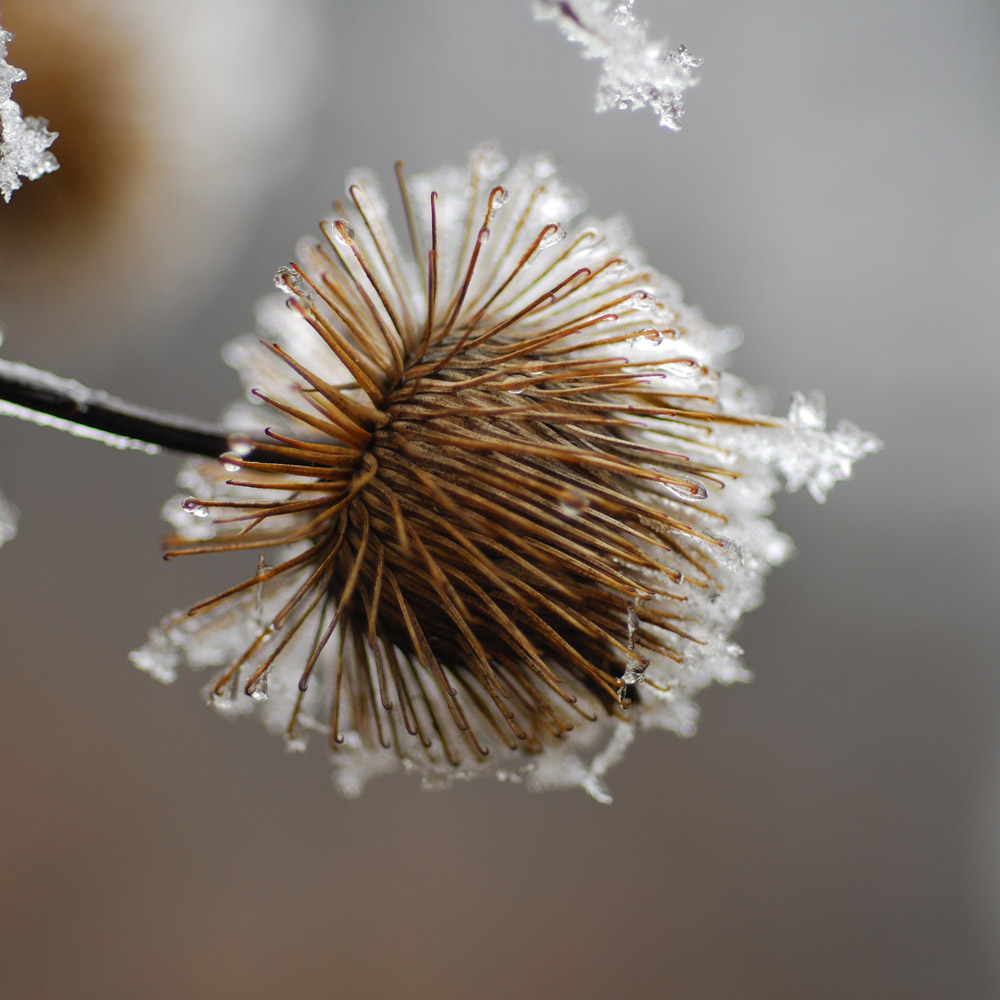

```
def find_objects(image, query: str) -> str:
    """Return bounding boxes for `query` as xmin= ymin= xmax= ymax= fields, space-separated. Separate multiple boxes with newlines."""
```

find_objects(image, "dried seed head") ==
xmin=133 ymin=146 xmax=878 ymax=799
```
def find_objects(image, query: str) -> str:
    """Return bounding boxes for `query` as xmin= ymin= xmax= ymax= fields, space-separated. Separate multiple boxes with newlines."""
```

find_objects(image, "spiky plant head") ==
xmin=133 ymin=145 xmax=877 ymax=799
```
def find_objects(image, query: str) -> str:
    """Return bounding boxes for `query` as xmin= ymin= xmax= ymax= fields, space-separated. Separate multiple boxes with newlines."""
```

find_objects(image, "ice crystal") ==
xmin=132 ymin=145 xmax=878 ymax=800
xmin=0 ymin=26 xmax=58 ymax=202
xmin=533 ymin=0 xmax=701 ymax=130
xmin=0 ymin=488 xmax=17 ymax=548
xmin=713 ymin=390 xmax=883 ymax=504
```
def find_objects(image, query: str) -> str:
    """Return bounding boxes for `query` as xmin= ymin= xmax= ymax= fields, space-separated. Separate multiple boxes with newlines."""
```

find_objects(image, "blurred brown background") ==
xmin=1 ymin=1 xmax=997 ymax=997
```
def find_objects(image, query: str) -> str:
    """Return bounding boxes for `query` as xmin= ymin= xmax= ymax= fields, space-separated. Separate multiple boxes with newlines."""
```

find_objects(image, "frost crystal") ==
xmin=533 ymin=0 xmax=701 ymax=130
xmin=714 ymin=391 xmax=883 ymax=504
xmin=133 ymin=145 xmax=879 ymax=800
xmin=0 ymin=488 xmax=18 ymax=548
xmin=0 ymin=27 xmax=58 ymax=202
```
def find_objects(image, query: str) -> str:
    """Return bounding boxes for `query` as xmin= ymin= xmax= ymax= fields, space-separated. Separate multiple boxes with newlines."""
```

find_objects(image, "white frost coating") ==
xmin=133 ymin=145 xmax=879 ymax=801
xmin=0 ymin=400 xmax=161 ymax=454
xmin=0 ymin=489 xmax=18 ymax=548
xmin=0 ymin=27 xmax=58 ymax=202
xmin=0 ymin=360 xmax=163 ymax=454
xmin=713 ymin=391 xmax=884 ymax=504
xmin=533 ymin=0 xmax=701 ymax=130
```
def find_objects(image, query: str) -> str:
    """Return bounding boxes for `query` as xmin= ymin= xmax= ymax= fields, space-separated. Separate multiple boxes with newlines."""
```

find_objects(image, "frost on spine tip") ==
xmin=532 ymin=0 xmax=701 ymax=131
xmin=0 ymin=26 xmax=59 ymax=202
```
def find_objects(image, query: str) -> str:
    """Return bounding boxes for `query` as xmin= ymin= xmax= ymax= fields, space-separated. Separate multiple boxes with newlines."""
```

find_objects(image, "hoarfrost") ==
xmin=715 ymin=391 xmax=884 ymax=503
xmin=533 ymin=0 xmax=701 ymax=130
xmin=0 ymin=27 xmax=58 ymax=202
xmin=0 ymin=489 xmax=18 ymax=548
xmin=0 ymin=360 xmax=162 ymax=455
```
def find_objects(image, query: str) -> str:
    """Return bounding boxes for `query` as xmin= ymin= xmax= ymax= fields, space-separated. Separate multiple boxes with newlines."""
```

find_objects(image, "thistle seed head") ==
xmin=133 ymin=145 xmax=877 ymax=799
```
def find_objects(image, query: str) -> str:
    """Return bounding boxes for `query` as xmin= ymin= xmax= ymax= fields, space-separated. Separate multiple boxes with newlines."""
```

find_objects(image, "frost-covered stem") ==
xmin=0 ymin=357 xmax=238 ymax=459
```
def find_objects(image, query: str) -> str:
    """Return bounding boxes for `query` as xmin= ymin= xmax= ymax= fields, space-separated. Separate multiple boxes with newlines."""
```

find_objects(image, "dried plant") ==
xmin=127 ymin=146 xmax=879 ymax=799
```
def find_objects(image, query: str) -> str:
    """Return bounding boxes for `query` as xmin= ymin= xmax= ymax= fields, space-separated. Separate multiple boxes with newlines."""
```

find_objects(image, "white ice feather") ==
xmin=0 ymin=27 xmax=58 ymax=202
xmin=533 ymin=0 xmax=701 ymax=130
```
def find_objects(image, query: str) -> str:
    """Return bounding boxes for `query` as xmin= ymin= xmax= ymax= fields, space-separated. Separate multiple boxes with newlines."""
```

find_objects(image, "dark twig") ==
xmin=0 ymin=357 xmax=272 ymax=461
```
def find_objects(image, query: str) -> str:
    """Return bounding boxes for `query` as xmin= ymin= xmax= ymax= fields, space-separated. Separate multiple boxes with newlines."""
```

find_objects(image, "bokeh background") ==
xmin=1 ymin=1 xmax=997 ymax=997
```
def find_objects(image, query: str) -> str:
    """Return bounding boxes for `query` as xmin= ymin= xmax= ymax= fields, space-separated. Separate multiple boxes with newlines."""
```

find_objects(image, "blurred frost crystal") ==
xmin=0 ymin=489 xmax=17 ymax=548
xmin=0 ymin=27 xmax=58 ymax=202
xmin=0 ymin=0 xmax=330 ymax=346
xmin=130 ymin=146 xmax=880 ymax=801
xmin=533 ymin=0 xmax=701 ymax=130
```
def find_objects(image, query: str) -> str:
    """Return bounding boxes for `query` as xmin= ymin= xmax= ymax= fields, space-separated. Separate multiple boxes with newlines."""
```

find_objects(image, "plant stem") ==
xmin=0 ymin=357 xmax=245 ymax=459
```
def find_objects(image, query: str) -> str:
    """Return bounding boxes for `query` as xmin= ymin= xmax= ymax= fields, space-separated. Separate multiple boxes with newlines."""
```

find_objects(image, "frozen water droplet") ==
xmin=626 ymin=605 xmax=640 ymax=645
xmin=662 ymin=478 xmax=708 ymax=502
xmin=490 ymin=187 xmax=509 ymax=212
xmin=274 ymin=265 xmax=307 ymax=296
xmin=538 ymin=223 xmax=566 ymax=249
xmin=478 ymin=226 xmax=491 ymax=244
xmin=622 ymin=655 xmax=649 ymax=686
xmin=704 ymin=535 xmax=743 ymax=571
xmin=694 ymin=531 xmax=744 ymax=573
xmin=248 ymin=673 xmax=269 ymax=702
xmin=182 ymin=497 xmax=210 ymax=518
xmin=220 ymin=452 xmax=242 ymax=473
xmin=227 ymin=434 xmax=255 ymax=457
xmin=559 ymin=490 xmax=589 ymax=516
xmin=285 ymin=732 xmax=307 ymax=753
xmin=623 ymin=603 xmax=648 ymax=684
xmin=630 ymin=291 xmax=657 ymax=311
xmin=642 ymin=329 xmax=663 ymax=345
xmin=334 ymin=220 xmax=355 ymax=245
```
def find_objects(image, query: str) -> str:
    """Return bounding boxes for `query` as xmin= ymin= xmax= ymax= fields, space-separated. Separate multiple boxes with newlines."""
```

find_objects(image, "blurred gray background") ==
xmin=1 ymin=0 xmax=997 ymax=997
